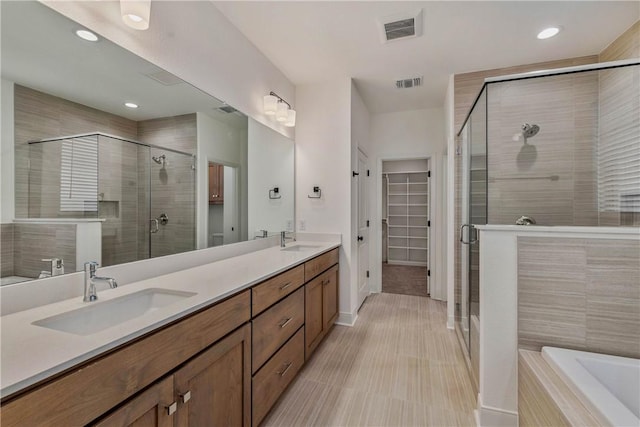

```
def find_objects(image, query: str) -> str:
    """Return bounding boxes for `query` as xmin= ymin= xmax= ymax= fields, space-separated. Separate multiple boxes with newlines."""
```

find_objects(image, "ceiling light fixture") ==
xmin=263 ymin=91 xmax=296 ymax=127
xmin=121 ymin=0 xmax=151 ymax=30
xmin=75 ymin=29 xmax=99 ymax=42
xmin=124 ymin=102 xmax=139 ymax=109
xmin=537 ymin=27 xmax=560 ymax=40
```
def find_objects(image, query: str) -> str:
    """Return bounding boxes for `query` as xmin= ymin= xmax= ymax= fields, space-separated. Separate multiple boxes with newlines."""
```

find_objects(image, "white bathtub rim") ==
xmin=542 ymin=346 xmax=640 ymax=427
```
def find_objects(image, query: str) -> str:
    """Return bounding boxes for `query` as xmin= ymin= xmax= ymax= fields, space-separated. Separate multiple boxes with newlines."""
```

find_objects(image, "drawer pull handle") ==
xmin=167 ymin=402 xmax=177 ymax=415
xmin=279 ymin=317 xmax=292 ymax=328
xmin=277 ymin=362 xmax=293 ymax=377
xmin=279 ymin=282 xmax=292 ymax=290
xmin=180 ymin=390 xmax=191 ymax=403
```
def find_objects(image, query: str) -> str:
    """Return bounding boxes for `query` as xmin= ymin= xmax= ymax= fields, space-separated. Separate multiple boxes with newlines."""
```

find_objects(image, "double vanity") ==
xmin=0 ymin=239 xmax=341 ymax=426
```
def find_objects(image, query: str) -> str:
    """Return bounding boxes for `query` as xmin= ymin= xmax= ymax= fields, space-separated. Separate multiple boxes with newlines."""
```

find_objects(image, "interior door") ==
xmin=356 ymin=149 xmax=370 ymax=309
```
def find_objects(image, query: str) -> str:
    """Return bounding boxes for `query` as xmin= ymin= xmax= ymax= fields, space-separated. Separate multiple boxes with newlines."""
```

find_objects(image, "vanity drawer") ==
xmin=252 ymin=327 xmax=304 ymax=427
xmin=252 ymin=287 xmax=304 ymax=373
xmin=252 ymin=265 xmax=304 ymax=316
xmin=304 ymin=248 xmax=338 ymax=282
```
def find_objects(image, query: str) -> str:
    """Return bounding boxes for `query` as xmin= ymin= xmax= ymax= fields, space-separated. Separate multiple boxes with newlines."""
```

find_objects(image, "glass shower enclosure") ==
xmin=28 ymin=133 xmax=196 ymax=266
xmin=456 ymin=59 xmax=640 ymax=369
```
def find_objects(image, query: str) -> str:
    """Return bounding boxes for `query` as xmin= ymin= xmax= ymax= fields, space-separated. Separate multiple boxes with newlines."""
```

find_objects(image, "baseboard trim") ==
xmin=477 ymin=393 xmax=518 ymax=427
xmin=336 ymin=311 xmax=358 ymax=327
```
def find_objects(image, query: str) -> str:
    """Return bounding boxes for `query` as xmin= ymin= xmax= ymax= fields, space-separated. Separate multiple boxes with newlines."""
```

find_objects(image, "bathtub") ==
xmin=542 ymin=347 xmax=640 ymax=427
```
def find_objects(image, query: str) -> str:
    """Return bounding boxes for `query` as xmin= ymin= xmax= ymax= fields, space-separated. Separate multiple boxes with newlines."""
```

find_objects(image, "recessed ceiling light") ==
xmin=537 ymin=27 xmax=560 ymax=40
xmin=75 ymin=29 xmax=99 ymax=42
xmin=124 ymin=102 xmax=139 ymax=109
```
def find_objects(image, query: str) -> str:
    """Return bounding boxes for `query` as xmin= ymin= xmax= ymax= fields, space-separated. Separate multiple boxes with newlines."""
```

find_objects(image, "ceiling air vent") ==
xmin=379 ymin=9 xmax=423 ymax=44
xmin=396 ymin=77 xmax=423 ymax=89
xmin=145 ymin=70 xmax=185 ymax=86
xmin=218 ymin=105 xmax=237 ymax=114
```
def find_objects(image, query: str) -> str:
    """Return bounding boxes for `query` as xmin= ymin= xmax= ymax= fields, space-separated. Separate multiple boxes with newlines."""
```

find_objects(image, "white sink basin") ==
xmin=32 ymin=288 xmax=197 ymax=336
xmin=281 ymin=244 xmax=322 ymax=252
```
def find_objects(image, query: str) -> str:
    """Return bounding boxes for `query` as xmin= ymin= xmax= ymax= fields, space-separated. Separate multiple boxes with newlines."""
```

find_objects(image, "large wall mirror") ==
xmin=0 ymin=1 xmax=294 ymax=285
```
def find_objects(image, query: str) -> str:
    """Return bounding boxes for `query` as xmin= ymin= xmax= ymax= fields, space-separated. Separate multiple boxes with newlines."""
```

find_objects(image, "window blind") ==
xmin=597 ymin=66 xmax=640 ymax=213
xmin=60 ymin=136 xmax=98 ymax=212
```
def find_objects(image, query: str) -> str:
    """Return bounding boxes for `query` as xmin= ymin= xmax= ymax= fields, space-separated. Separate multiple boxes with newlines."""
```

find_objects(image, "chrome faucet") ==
xmin=256 ymin=229 xmax=268 ymax=239
xmin=280 ymin=231 xmax=295 ymax=248
xmin=83 ymin=261 xmax=118 ymax=302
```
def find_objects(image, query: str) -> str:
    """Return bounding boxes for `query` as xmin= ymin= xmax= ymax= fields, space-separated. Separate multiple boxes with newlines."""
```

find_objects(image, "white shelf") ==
xmin=388 ymin=214 xmax=428 ymax=217
xmin=388 ymin=225 xmax=427 ymax=228
xmin=388 ymin=245 xmax=428 ymax=250
xmin=389 ymin=182 xmax=428 ymax=186
xmin=389 ymin=235 xmax=427 ymax=239
xmin=384 ymin=170 xmax=429 ymax=175
xmin=388 ymin=203 xmax=428 ymax=207
xmin=388 ymin=192 xmax=428 ymax=196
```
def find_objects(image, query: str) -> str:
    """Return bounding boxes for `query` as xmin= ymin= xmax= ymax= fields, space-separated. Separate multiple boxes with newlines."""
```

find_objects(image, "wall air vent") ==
xmin=396 ymin=77 xmax=423 ymax=89
xmin=378 ymin=9 xmax=423 ymax=44
xmin=145 ymin=70 xmax=185 ymax=86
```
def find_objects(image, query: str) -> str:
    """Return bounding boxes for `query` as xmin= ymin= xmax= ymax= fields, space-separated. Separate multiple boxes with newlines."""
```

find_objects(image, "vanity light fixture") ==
xmin=121 ymin=0 xmax=151 ymax=30
xmin=263 ymin=91 xmax=296 ymax=127
xmin=124 ymin=102 xmax=139 ymax=109
xmin=537 ymin=27 xmax=560 ymax=40
xmin=75 ymin=29 xmax=99 ymax=42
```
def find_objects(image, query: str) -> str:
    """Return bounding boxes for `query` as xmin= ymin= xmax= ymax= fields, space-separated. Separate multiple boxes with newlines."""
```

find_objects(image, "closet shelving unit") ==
xmin=384 ymin=170 xmax=429 ymax=266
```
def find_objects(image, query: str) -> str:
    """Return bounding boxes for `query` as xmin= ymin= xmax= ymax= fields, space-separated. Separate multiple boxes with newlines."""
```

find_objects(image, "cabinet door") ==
xmin=208 ymin=164 xmax=216 ymax=203
xmin=304 ymin=275 xmax=324 ymax=359
xmin=175 ymin=324 xmax=251 ymax=427
xmin=216 ymin=165 xmax=224 ymax=203
xmin=322 ymin=265 xmax=339 ymax=331
xmin=92 ymin=376 xmax=175 ymax=427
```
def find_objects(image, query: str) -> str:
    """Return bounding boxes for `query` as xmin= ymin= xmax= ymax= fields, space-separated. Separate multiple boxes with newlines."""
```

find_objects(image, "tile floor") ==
xmin=263 ymin=293 xmax=477 ymax=426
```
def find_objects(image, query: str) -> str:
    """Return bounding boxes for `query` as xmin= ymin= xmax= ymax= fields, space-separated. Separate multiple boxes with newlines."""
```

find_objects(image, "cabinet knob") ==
xmin=166 ymin=402 xmax=177 ymax=415
xmin=180 ymin=390 xmax=191 ymax=403
xmin=323 ymin=279 xmax=331 ymax=286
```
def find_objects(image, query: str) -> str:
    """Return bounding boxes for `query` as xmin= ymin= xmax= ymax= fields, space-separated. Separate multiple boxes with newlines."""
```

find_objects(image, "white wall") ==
xmin=295 ymin=78 xmax=355 ymax=324
xmin=247 ymin=119 xmax=295 ymax=235
xmin=42 ymin=1 xmax=295 ymax=140
xmin=196 ymin=112 xmax=247 ymax=250
xmin=1 ymin=79 xmax=15 ymax=222
xmin=369 ymin=108 xmax=447 ymax=301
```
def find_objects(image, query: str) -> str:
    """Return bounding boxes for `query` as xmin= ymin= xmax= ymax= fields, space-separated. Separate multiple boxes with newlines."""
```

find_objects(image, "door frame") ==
xmin=199 ymin=156 xmax=241 ymax=249
xmin=356 ymin=147 xmax=370 ymax=310
xmin=372 ymin=154 xmax=436 ymax=295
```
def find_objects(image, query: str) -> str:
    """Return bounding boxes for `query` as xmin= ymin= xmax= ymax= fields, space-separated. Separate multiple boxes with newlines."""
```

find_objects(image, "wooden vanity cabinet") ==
xmin=305 ymin=264 xmax=339 ymax=359
xmin=208 ymin=163 xmax=224 ymax=204
xmin=0 ymin=291 xmax=250 ymax=427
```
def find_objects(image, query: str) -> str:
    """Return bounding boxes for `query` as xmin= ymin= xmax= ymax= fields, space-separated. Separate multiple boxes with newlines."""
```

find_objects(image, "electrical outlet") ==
xmin=286 ymin=220 xmax=293 ymax=231
xmin=299 ymin=220 xmax=306 ymax=231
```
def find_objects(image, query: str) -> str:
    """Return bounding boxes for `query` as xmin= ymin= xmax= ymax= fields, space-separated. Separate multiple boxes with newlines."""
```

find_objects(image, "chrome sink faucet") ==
xmin=280 ymin=231 xmax=295 ymax=247
xmin=84 ymin=261 xmax=118 ymax=302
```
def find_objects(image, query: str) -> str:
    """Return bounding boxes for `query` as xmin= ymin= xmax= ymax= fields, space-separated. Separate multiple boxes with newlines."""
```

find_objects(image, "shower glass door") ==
xmin=460 ymin=89 xmax=488 ymax=372
xmin=149 ymin=147 xmax=196 ymax=258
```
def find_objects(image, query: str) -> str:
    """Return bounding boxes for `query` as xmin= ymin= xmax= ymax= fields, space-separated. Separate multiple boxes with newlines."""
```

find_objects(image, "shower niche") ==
xmin=28 ymin=133 xmax=196 ymax=267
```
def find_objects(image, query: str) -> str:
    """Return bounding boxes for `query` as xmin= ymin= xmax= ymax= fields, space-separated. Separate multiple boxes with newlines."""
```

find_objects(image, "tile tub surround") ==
xmin=475 ymin=225 xmax=638 ymax=427
xmin=518 ymin=236 xmax=640 ymax=359
xmin=0 ymin=238 xmax=340 ymax=398
xmin=518 ymin=350 xmax=600 ymax=427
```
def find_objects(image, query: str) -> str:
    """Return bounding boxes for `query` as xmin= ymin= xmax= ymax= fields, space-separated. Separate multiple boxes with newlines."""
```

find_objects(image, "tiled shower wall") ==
xmin=518 ymin=237 xmax=640 ymax=359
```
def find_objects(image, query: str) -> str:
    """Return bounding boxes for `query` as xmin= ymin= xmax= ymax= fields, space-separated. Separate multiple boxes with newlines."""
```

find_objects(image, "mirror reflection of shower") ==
xmin=515 ymin=123 xmax=540 ymax=170
xmin=152 ymin=154 xmax=167 ymax=166
xmin=513 ymin=123 xmax=540 ymax=144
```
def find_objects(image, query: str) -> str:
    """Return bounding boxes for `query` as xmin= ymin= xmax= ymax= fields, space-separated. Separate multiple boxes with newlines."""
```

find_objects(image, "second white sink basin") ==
xmin=32 ymin=288 xmax=197 ymax=336
xmin=281 ymin=244 xmax=322 ymax=252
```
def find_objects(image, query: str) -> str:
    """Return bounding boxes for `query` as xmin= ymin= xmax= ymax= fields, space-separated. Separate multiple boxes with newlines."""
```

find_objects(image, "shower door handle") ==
xmin=459 ymin=224 xmax=477 ymax=245
xmin=150 ymin=219 xmax=159 ymax=234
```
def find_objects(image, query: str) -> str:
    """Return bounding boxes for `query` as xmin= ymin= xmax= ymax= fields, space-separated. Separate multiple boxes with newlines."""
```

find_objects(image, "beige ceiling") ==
xmin=213 ymin=1 xmax=640 ymax=114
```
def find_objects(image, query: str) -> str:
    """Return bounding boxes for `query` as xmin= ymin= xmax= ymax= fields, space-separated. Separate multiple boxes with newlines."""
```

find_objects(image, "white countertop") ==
xmin=0 ymin=239 xmax=340 ymax=398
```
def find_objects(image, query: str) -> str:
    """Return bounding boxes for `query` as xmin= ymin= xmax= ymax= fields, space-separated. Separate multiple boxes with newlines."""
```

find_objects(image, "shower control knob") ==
xmin=157 ymin=213 xmax=169 ymax=225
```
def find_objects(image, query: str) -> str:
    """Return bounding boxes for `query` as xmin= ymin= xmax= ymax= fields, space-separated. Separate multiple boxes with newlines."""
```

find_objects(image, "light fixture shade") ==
xmin=121 ymin=0 xmax=151 ymax=30
xmin=276 ymin=101 xmax=288 ymax=122
xmin=263 ymin=95 xmax=278 ymax=115
xmin=284 ymin=109 xmax=296 ymax=127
